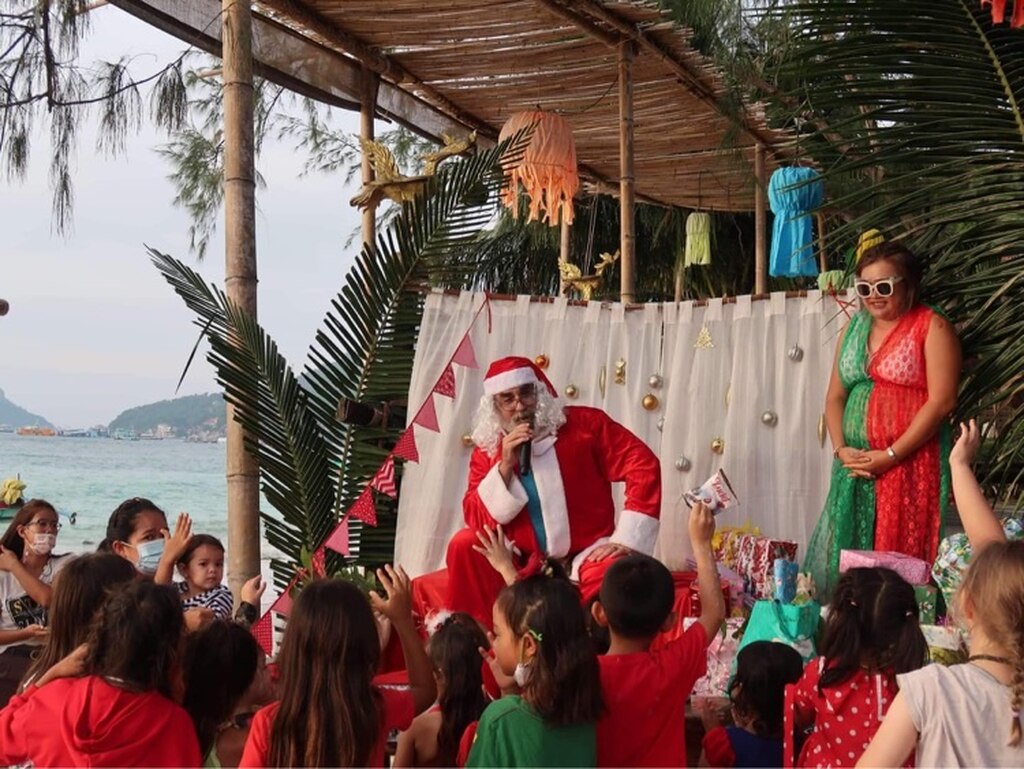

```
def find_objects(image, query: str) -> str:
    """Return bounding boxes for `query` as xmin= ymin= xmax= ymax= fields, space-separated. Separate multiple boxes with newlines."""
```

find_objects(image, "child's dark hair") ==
xmin=730 ymin=641 xmax=804 ymax=739
xmin=268 ymin=578 xmax=382 ymax=767
xmin=429 ymin=613 xmax=489 ymax=766
xmin=183 ymin=620 xmax=260 ymax=758
xmin=818 ymin=567 xmax=927 ymax=693
xmin=598 ymin=553 xmax=675 ymax=639
xmin=22 ymin=552 xmax=137 ymax=690
xmin=84 ymin=580 xmax=184 ymax=699
xmin=98 ymin=497 xmax=166 ymax=552
xmin=0 ymin=499 xmax=58 ymax=559
xmin=177 ymin=534 xmax=225 ymax=566
xmin=495 ymin=574 xmax=604 ymax=726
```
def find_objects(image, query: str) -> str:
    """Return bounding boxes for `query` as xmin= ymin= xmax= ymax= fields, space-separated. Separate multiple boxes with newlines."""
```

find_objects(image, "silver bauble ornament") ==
xmin=787 ymin=344 xmax=804 ymax=362
xmin=674 ymin=456 xmax=691 ymax=472
xmin=656 ymin=416 xmax=665 ymax=432
xmin=648 ymin=374 xmax=664 ymax=389
xmin=761 ymin=410 xmax=778 ymax=427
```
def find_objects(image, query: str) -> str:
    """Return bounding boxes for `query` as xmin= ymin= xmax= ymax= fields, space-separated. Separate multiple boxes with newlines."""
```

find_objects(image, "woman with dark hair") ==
xmin=810 ymin=241 xmax=962 ymax=595
xmin=239 ymin=567 xmax=435 ymax=767
xmin=0 ymin=499 xmax=75 ymax=704
xmin=20 ymin=552 xmax=137 ymax=691
xmin=0 ymin=580 xmax=201 ymax=767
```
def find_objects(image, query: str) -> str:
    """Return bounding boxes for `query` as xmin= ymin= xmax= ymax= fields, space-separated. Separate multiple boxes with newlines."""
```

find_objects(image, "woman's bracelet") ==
xmin=833 ymin=445 xmax=846 ymax=458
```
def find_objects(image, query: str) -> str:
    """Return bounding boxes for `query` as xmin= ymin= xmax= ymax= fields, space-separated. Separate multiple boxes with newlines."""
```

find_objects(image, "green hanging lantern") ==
xmin=684 ymin=212 xmax=711 ymax=267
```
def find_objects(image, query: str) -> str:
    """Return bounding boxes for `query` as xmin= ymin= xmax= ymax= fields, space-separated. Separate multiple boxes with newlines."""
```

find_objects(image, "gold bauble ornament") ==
xmin=461 ymin=433 xmax=475 ymax=447
xmin=534 ymin=354 xmax=549 ymax=369
xmin=642 ymin=393 xmax=659 ymax=411
xmin=564 ymin=384 xmax=579 ymax=399
xmin=711 ymin=437 xmax=725 ymax=455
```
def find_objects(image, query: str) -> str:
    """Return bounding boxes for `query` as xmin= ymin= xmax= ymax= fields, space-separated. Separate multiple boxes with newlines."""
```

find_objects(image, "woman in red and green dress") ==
xmin=808 ymin=242 xmax=961 ymax=597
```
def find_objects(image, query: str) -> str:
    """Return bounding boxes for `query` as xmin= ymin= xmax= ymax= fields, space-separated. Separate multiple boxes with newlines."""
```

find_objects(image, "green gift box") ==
xmin=914 ymin=584 xmax=938 ymax=624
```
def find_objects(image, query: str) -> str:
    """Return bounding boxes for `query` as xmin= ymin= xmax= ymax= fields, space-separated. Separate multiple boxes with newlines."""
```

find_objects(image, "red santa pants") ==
xmin=445 ymin=528 xmax=618 ymax=627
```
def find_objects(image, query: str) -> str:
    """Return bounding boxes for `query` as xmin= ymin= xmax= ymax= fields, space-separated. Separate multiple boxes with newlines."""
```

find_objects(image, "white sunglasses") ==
xmin=854 ymin=275 xmax=904 ymax=299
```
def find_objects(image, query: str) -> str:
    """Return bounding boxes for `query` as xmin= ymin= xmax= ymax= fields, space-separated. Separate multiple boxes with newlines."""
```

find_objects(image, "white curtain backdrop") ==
xmin=395 ymin=289 xmax=854 ymax=577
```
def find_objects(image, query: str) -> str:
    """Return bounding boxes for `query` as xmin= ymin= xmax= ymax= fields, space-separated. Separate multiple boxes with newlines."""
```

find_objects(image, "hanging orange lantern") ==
xmin=498 ymin=110 xmax=579 ymax=227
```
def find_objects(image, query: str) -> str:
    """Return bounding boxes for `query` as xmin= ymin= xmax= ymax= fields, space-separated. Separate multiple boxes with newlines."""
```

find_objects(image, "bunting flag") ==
xmin=324 ymin=516 xmax=350 ymax=555
xmin=434 ymin=364 xmax=456 ymax=398
xmin=252 ymin=612 xmax=273 ymax=655
xmin=414 ymin=395 xmax=440 ymax=432
xmin=311 ymin=546 xmax=327 ymax=577
xmin=392 ymin=428 xmax=419 ymax=463
xmin=271 ymin=582 xmax=294 ymax=618
xmin=350 ymin=486 xmax=378 ymax=526
xmin=452 ymin=334 xmax=479 ymax=369
xmin=372 ymin=456 xmax=398 ymax=498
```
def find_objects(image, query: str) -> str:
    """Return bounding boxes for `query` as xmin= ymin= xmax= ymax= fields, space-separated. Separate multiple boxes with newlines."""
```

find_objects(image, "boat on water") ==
xmin=16 ymin=426 xmax=56 ymax=437
xmin=112 ymin=429 xmax=140 ymax=441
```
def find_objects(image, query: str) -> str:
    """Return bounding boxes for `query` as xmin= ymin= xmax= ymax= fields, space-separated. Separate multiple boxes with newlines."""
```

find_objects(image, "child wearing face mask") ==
xmin=466 ymin=573 xmax=604 ymax=767
xmin=0 ymin=499 xmax=75 ymax=706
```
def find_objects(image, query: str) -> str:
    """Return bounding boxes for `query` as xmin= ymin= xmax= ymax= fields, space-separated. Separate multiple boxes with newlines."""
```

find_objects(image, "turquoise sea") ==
xmin=0 ymin=432 xmax=275 ymax=562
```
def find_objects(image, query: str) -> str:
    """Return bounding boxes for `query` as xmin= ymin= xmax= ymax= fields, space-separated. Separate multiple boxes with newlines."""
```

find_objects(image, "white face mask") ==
xmin=29 ymin=533 xmax=56 ymax=556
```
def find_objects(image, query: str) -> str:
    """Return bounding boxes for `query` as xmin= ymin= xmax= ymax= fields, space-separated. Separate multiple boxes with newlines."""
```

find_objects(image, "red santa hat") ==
xmin=483 ymin=356 xmax=557 ymax=397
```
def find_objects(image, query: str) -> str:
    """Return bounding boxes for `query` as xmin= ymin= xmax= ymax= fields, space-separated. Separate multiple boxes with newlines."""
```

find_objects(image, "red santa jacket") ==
xmin=462 ymin=406 xmax=661 ymax=563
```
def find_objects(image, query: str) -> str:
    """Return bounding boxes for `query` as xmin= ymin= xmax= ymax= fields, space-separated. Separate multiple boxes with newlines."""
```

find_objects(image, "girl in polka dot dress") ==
xmin=792 ymin=567 xmax=927 ymax=768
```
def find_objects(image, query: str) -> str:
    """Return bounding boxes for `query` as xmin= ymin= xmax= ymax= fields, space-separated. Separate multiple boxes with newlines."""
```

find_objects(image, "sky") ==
xmin=0 ymin=7 xmax=368 ymax=427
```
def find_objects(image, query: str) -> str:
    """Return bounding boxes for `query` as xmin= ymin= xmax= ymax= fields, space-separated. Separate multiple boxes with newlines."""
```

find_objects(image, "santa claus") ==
xmin=445 ymin=356 xmax=661 ymax=624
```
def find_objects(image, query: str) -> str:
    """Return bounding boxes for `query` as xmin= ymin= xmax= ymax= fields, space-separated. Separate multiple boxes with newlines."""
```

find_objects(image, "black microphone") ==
xmin=518 ymin=416 xmax=534 ymax=476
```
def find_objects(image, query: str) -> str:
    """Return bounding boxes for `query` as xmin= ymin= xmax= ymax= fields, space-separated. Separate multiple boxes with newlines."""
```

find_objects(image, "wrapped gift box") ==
xmin=932 ymin=517 xmax=1024 ymax=608
xmin=712 ymin=524 xmax=759 ymax=571
xmin=914 ymin=584 xmax=938 ymax=624
xmin=736 ymin=534 xmax=798 ymax=600
xmin=922 ymin=624 xmax=966 ymax=666
xmin=839 ymin=549 xmax=931 ymax=585
xmin=688 ymin=559 xmax=748 ymax=616
xmin=690 ymin=617 xmax=746 ymax=698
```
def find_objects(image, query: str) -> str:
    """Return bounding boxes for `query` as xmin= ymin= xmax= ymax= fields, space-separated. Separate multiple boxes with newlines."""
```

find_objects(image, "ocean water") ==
xmin=0 ymin=432 xmax=272 ymax=561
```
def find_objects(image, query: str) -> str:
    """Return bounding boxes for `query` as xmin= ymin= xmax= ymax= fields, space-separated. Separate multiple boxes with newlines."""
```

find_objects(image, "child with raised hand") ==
xmin=701 ymin=641 xmax=804 ymax=768
xmin=239 ymin=565 xmax=436 ymax=767
xmin=394 ymin=612 xmax=489 ymax=768
xmin=858 ymin=420 xmax=1024 ymax=768
xmin=466 ymin=574 xmax=604 ymax=767
xmin=592 ymin=501 xmax=724 ymax=767
xmin=792 ymin=567 xmax=927 ymax=768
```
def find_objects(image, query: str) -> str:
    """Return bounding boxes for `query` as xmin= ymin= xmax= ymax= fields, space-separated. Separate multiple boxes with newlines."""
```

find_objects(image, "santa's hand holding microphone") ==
xmin=445 ymin=356 xmax=662 ymax=626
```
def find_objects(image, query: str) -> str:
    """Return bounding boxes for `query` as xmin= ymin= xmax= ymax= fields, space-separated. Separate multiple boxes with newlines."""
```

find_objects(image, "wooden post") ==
xmin=816 ymin=212 xmax=828 ymax=273
xmin=559 ymin=215 xmax=571 ymax=295
xmin=618 ymin=42 xmax=636 ymax=304
xmin=360 ymin=68 xmax=380 ymax=251
xmin=754 ymin=144 xmax=768 ymax=295
xmin=222 ymin=0 xmax=261 ymax=599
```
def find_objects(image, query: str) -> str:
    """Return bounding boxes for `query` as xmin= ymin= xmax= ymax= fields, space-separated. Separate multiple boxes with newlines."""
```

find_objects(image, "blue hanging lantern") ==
xmin=768 ymin=167 xmax=824 ymax=278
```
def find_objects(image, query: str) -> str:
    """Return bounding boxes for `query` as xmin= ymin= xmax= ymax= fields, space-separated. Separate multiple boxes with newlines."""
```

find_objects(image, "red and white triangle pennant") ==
xmin=324 ymin=516 xmax=350 ymax=556
xmin=371 ymin=456 xmax=398 ymax=498
xmin=434 ymin=364 xmax=456 ymax=398
xmin=414 ymin=395 xmax=440 ymax=432
xmin=392 ymin=428 xmax=419 ymax=463
xmin=350 ymin=486 xmax=377 ymax=526
xmin=452 ymin=334 xmax=478 ymax=369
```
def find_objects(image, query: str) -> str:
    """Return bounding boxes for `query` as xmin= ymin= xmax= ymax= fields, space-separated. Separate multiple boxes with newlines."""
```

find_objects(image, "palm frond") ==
xmin=774 ymin=0 xmax=1024 ymax=500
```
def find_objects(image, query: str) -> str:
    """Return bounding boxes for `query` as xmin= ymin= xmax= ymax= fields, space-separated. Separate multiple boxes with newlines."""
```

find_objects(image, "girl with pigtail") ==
xmin=859 ymin=421 xmax=1024 ymax=767
xmin=791 ymin=567 xmax=927 ymax=768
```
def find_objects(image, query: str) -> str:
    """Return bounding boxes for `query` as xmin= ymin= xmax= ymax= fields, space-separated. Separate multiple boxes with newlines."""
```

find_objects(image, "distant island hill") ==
xmin=0 ymin=390 xmax=227 ymax=442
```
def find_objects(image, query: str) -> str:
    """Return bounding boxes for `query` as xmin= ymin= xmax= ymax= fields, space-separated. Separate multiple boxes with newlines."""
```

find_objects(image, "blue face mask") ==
xmin=132 ymin=538 xmax=165 ymax=575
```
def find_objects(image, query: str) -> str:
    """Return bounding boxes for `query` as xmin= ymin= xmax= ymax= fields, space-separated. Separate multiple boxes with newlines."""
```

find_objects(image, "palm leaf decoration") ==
xmin=152 ymin=131 xmax=529 ymax=585
xmin=773 ymin=0 xmax=1024 ymax=502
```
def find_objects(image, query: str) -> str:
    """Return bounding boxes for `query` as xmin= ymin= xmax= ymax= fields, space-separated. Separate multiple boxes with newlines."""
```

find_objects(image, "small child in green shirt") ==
xmin=466 ymin=571 xmax=604 ymax=767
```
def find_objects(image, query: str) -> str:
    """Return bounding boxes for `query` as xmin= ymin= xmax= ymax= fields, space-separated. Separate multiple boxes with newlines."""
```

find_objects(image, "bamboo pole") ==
xmin=618 ymin=41 xmax=636 ymax=304
xmin=559 ymin=215 xmax=571 ymax=295
xmin=754 ymin=144 xmax=768 ymax=295
xmin=816 ymin=212 xmax=828 ymax=273
xmin=222 ymin=0 xmax=261 ymax=600
xmin=361 ymin=68 xmax=380 ymax=251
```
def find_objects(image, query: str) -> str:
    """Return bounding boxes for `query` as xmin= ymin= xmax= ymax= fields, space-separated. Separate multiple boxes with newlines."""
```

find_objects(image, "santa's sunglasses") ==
xmin=854 ymin=275 xmax=903 ymax=299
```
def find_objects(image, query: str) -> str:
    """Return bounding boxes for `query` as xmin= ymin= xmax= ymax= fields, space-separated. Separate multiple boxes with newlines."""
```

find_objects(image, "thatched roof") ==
xmin=253 ymin=0 xmax=792 ymax=212
xmin=112 ymin=0 xmax=793 ymax=212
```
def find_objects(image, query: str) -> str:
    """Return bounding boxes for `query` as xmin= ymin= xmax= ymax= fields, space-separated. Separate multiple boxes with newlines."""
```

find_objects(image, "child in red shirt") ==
xmin=593 ymin=502 xmax=725 ymax=767
xmin=239 ymin=565 xmax=436 ymax=767
xmin=0 ymin=580 xmax=201 ymax=767
xmin=793 ymin=567 xmax=926 ymax=768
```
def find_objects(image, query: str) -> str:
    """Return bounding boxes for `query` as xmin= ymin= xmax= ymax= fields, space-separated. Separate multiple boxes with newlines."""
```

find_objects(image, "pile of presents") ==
xmin=673 ymin=518 xmax=1024 ymax=701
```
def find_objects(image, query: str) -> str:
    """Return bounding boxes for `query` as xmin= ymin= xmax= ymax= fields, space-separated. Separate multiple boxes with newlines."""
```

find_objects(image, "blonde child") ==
xmin=859 ymin=420 xmax=1024 ymax=767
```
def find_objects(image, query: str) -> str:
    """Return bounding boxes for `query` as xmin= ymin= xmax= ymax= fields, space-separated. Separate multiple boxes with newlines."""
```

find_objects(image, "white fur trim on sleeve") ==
xmin=610 ymin=510 xmax=660 ymax=555
xmin=476 ymin=463 xmax=528 ymax=524
xmin=569 ymin=538 xmax=610 ymax=581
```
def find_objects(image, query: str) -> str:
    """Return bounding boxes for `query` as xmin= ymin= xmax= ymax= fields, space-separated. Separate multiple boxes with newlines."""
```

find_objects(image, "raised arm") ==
xmin=689 ymin=503 xmax=725 ymax=642
xmin=949 ymin=419 xmax=1006 ymax=552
